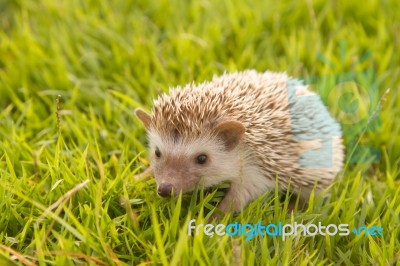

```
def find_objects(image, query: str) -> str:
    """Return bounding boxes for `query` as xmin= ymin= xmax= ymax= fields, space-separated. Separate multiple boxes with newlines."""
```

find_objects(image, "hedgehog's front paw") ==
xmin=217 ymin=187 xmax=246 ymax=213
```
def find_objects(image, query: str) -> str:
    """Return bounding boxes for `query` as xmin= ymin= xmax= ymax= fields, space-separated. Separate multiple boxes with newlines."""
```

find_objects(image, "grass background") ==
xmin=0 ymin=0 xmax=399 ymax=265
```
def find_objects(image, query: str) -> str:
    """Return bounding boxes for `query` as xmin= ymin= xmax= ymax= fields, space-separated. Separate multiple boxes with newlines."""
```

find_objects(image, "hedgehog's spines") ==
xmin=149 ymin=70 xmax=344 ymax=191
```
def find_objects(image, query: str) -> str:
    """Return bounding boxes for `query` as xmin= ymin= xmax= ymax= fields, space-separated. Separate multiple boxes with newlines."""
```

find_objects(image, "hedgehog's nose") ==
xmin=157 ymin=183 xmax=173 ymax=198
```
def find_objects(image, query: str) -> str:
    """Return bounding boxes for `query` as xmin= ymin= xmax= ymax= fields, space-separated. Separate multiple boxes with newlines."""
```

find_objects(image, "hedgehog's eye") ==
xmin=155 ymin=147 xmax=161 ymax=158
xmin=196 ymin=154 xmax=207 ymax=164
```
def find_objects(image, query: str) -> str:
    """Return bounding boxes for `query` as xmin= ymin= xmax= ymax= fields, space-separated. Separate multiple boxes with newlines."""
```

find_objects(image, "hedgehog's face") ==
xmin=136 ymin=109 xmax=246 ymax=198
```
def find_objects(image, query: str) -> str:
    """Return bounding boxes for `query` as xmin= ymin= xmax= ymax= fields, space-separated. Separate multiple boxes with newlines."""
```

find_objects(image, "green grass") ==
xmin=1 ymin=0 xmax=399 ymax=265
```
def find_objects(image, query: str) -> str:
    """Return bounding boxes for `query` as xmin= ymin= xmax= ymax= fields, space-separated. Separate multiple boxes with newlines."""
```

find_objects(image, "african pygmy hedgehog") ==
xmin=136 ymin=70 xmax=344 ymax=213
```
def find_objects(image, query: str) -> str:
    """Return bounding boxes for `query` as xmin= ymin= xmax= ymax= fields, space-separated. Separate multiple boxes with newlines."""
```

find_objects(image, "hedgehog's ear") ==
xmin=214 ymin=120 xmax=246 ymax=151
xmin=135 ymin=108 xmax=152 ymax=129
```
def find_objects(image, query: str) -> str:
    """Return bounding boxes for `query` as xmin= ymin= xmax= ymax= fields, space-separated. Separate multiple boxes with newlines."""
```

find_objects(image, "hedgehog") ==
xmin=136 ymin=70 xmax=344 ymax=213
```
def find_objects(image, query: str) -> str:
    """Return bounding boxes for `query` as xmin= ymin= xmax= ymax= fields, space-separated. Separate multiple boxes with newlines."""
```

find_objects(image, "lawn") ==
xmin=0 ymin=0 xmax=399 ymax=265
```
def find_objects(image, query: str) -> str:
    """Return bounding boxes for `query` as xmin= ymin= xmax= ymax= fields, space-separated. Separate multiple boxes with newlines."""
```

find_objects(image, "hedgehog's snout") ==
xmin=157 ymin=182 xmax=173 ymax=198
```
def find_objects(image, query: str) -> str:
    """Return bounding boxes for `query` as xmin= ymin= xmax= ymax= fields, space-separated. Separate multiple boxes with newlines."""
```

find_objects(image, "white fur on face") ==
xmin=147 ymin=129 xmax=245 ymax=193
